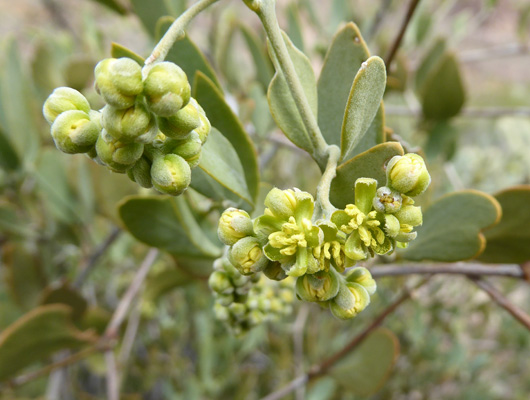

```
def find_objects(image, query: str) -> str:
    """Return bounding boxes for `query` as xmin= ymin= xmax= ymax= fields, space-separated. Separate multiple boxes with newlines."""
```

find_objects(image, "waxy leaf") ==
xmin=0 ymin=305 xmax=97 ymax=381
xmin=158 ymin=18 xmax=222 ymax=91
xmin=194 ymin=72 xmax=259 ymax=201
xmin=330 ymin=142 xmax=404 ymax=209
xmin=198 ymin=128 xmax=253 ymax=207
xmin=419 ymin=52 xmax=465 ymax=120
xmin=415 ymin=38 xmax=446 ymax=92
xmin=331 ymin=328 xmax=399 ymax=396
xmin=118 ymin=195 xmax=222 ymax=258
xmin=131 ymin=0 xmax=170 ymax=37
xmin=90 ymin=0 xmax=128 ymax=15
xmin=318 ymin=22 xmax=370 ymax=147
xmin=402 ymin=190 xmax=501 ymax=261
xmin=110 ymin=42 xmax=145 ymax=65
xmin=239 ymin=23 xmax=274 ymax=89
xmin=478 ymin=186 xmax=530 ymax=263
xmin=40 ymin=283 xmax=88 ymax=321
xmin=340 ymin=56 xmax=387 ymax=161
xmin=267 ymin=31 xmax=317 ymax=154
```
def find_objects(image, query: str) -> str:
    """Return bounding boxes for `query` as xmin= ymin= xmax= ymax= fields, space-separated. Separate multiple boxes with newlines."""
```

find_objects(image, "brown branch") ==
xmin=469 ymin=276 xmax=530 ymax=332
xmin=260 ymin=277 xmax=430 ymax=400
xmin=74 ymin=227 xmax=122 ymax=288
xmin=384 ymin=0 xmax=421 ymax=68
xmin=371 ymin=263 xmax=525 ymax=279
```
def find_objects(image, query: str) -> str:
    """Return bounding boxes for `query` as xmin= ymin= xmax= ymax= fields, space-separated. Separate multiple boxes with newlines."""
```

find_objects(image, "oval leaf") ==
xmin=130 ymin=0 xmax=170 ymax=37
xmin=331 ymin=328 xmax=399 ymax=396
xmin=478 ymin=186 xmax=530 ymax=263
xmin=267 ymin=31 xmax=317 ymax=154
xmin=193 ymin=72 xmax=259 ymax=201
xmin=118 ymin=195 xmax=222 ymax=258
xmin=330 ymin=142 xmax=404 ymax=209
xmin=0 ymin=304 xmax=97 ymax=381
xmin=340 ymin=56 xmax=387 ymax=161
xmin=318 ymin=22 xmax=371 ymax=147
xmin=40 ymin=283 xmax=88 ymax=321
xmin=419 ymin=52 xmax=466 ymax=120
xmin=110 ymin=42 xmax=145 ymax=65
xmin=402 ymin=190 xmax=501 ymax=261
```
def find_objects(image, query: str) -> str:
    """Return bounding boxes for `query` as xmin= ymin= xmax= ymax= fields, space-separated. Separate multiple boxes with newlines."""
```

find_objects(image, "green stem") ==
xmin=145 ymin=0 xmax=220 ymax=67
xmin=251 ymin=0 xmax=328 ymax=167
xmin=315 ymin=145 xmax=340 ymax=218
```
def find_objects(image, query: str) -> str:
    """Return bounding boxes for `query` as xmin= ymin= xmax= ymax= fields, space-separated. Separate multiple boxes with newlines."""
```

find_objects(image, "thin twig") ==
xmin=469 ymin=276 xmax=530 ymax=332
xmin=105 ymin=249 xmax=159 ymax=338
xmin=385 ymin=105 xmax=530 ymax=118
xmin=105 ymin=350 xmax=119 ymax=400
xmin=74 ymin=227 xmax=122 ymax=288
xmin=293 ymin=304 xmax=310 ymax=400
xmin=371 ymin=263 xmax=525 ymax=279
xmin=117 ymin=295 xmax=143 ymax=386
xmin=260 ymin=277 xmax=430 ymax=400
xmin=384 ymin=0 xmax=421 ymax=68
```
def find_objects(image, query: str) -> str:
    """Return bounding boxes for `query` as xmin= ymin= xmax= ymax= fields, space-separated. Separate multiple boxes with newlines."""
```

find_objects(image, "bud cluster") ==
xmin=208 ymin=255 xmax=294 ymax=335
xmin=43 ymin=57 xmax=212 ymax=196
xmin=214 ymin=153 xmax=430 ymax=320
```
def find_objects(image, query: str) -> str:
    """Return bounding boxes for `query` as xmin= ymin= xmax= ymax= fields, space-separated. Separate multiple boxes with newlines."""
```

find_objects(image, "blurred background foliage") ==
xmin=0 ymin=0 xmax=530 ymax=399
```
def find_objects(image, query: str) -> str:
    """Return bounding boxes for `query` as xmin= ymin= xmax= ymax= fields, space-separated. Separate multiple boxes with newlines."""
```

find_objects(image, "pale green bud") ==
xmin=330 ymin=282 xmax=371 ymax=320
xmin=218 ymin=207 xmax=254 ymax=246
xmin=164 ymin=132 xmax=202 ymax=169
xmin=89 ymin=110 xmax=103 ymax=131
xmin=296 ymin=270 xmax=340 ymax=302
xmin=386 ymin=153 xmax=431 ymax=197
xmin=264 ymin=188 xmax=297 ymax=220
xmin=194 ymin=101 xmax=211 ymax=144
xmin=229 ymin=236 xmax=269 ymax=275
xmin=126 ymin=156 xmax=153 ymax=188
xmin=208 ymin=271 xmax=233 ymax=294
xmin=394 ymin=205 xmax=423 ymax=227
xmin=157 ymin=99 xmax=201 ymax=139
xmin=346 ymin=267 xmax=377 ymax=295
xmin=214 ymin=303 xmax=230 ymax=321
xmin=151 ymin=154 xmax=191 ymax=196
xmin=94 ymin=58 xmax=143 ymax=109
xmin=43 ymin=87 xmax=91 ymax=124
xmin=228 ymin=302 xmax=246 ymax=320
xmin=373 ymin=186 xmax=402 ymax=214
xmin=382 ymin=214 xmax=401 ymax=237
xmin=96 ymin=130 xmax=143 ymax=172
xmin=248 ymin=310 xmax=266 ymax=326
xmin=143 ymin=62 xmax=191 ymax=117
xmin=102 ymin=103 xmax=156 ymax=143
xmin=51 ymin=110 xmax=100 ymax=154
xmin=216 ymin=293 xmax=234 ymax=307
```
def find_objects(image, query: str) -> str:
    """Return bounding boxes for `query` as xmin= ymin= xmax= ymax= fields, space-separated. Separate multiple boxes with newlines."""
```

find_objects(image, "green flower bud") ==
xmin=157 ymin=99 xmax=201 ymax=139
xmin=95 ymin=130 xmax=143 ymax=172
xmin=373 ymin=186 xmax=402 ymax=214
xmin=208 ymin=271 xmax=233 ymax=294
xmin=51 ymin=110 xmax=100 ymax=154
xmin=346 ymin=267 xmax=377 ymax=295
xmin=102 ymin=103 xmax=156 ymax=143
xmin=164 ymin=132 xmax=202 ymax=169
xmin=126 ymin=156 xmax=153 ymax=188
xmin=194 ymin=101 xmax=211 ymax=144
xmin=216 ymin=293 xmax=234 ymax=307
xmin=386 ymin=153 xmax=431 ymax=197
xmin=228 ymin=302 xmax=246 ymax=320
xmin=248 ymin=309 xmax=266 ymax=326
xmin=43 ymin=87 xmax=91 ymax=124
xmin=94 ymin=58 xmax=143 ymax=109
xmin=264 ymin=188 xmax=297 ymax=220
xmin=213 ymin=303 xmax=230 ymax=321
xmin=89 ymin=110 xmax=103 ymax=131
xmin=394 ymin=205 xmax=423 ymax=227
xmin=330 ymin=282 xmax=371 ymax=320
xmin=295 ymin=270 xmax=340 ymax=302
xmin=218 ymin=208 xmax=254 ymax=246
xmin=263 ymin=261 xmax=287 ymax=281
xmin=151 ymin=154 xmax=191 ymax=196
xmin=382 ymin=214 xmax=401 ymax=237
xmin=229 ymin=236 xmax=269 ymax=275
xmin=143 ymin=62 xmax=191 ymax=117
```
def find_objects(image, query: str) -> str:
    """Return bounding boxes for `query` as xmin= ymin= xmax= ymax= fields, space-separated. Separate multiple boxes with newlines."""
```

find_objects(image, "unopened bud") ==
xmin=95 ymin=130 xmax=143 ymax=172
xmin=143 ymin=62 xmax=191 ymax=117
xmin=164 ymin=131 xmax=202 ymax=168
xmin=346 ymin=267 xmax=377 ymax=295
xmin=102 ymin=103 xmax=156 ymax=143
xmin=94 ymin=58 xmax=143 ymax=109
xmin=126 ymin=156 xmax=153 ymax=188
xmin=386 ymin=153 xmax=431 ymax=197
xmin=51 ymin=110 xmax=100 ymax=154
xmin=151 ymin=153 xmax=191 ymax=196
xmin=296 ymin=270 xmax=340 ymax=302
xmin=157 ymin=98 xmax=201 ymax=139
xmin=229 ymin=236 xmax=268 ymax=275
xmin=208 ymin=271 xmax=233 ymax=294
xmin=43 ymin=87 xmax=91 ymax=124
xmin=330 ymin=282 xmax=370 ymax=320
xmin=218 ymin=208 xmax=254 ymax=246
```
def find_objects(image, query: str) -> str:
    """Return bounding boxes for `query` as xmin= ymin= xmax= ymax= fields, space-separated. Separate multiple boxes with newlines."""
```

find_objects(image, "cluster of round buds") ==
xmin=42 ymin=57 xmax=211 ymax=196
xmin=215 ymin=154 xmax=430 ymax=320
xmin=208 ymin=255 xmax=294 ymax=335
